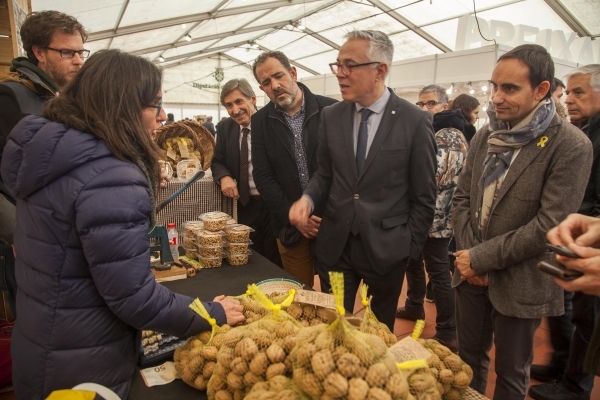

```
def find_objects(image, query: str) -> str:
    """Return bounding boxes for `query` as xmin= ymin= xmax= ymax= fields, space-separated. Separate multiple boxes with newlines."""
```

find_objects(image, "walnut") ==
xmin=201 ymin=345 xmax=218 ymax=361
xmin=332 ymin=346 xmax=349 ymax=361
xmin=188 ymin=356 xmax=204 ymax=374
xmin=348 ymin=378 xmax=369 ymax=400
xmin=294 ymin=342 xmax=317 ymax=368
xmin=249 ymin=329 xmax=273 ymax=348
xmin=210 ymin=374 xmax=227 ymax=391
xmin=202 ymin=361 xmax=216 ymax=379
xmin=314 ymin=330 xmax=334 ymax=351
xmin=366 ymin=387 xmax=392 ymax=400
xmin=365 ymin=363 xmax=390 ymax=388
xmin=232 ymin=390 xmax=244 ymax=400
xmin=250 ymin=352 xmax=269 ymax=376
xmin=282 ymin=335 xmax=297 ymax=353
xmin=323 ymin=372 xmax=349 ymax=398
xmin=230 ymin=357 xmax=248 ymax=375
xmin=215 ymin=390 xmax=233 ymax=400
xmin=236 ymin=337 xmax=259 ymax=361
xmin=269 ymin=375 xmax=289 ymax=392
xmin=302 ymin=304 xmax=316 ymax=319
xmin=243 ymin=371 xmax=262 ymax=387
xmin=311 ymin=349 xmax=335 ymax=380
xmin=218 ymin=347 xmax=235 ymax=368
xmin=276 ymin=320 xmax=297 ymax=338
xmin=445 ymin=389 xmax=462 ymax=400
xmin=194 ymin=375 xmax=207 ymax=390
xmin=265 ymin=362 xmax=286 ymax=380
xmin=443 ymin=354 xmax=462 ymax=371
xmin=337 ymin=353 xmax=361 ymax=378
xmin=385 ymin=373 xmax=408 ymax=399
xmin=266 ymin=343 xmax=286 ymax=363
xmin=438 ymin=369 xmax=454 ymax=384
xmin=226 ymin=371 xmax=244 ymax=390
xmin=301 ymin=372 xmax=323 ymax=398
xmin=286 ymin=303 xmax=303 ymax=320
xmin=452 ymin=371 xmax=470 ymax=389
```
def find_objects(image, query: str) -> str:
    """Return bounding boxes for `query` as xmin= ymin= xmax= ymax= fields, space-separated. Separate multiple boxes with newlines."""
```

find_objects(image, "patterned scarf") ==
xmin=478 ymin=99 xmax=555 ymax=237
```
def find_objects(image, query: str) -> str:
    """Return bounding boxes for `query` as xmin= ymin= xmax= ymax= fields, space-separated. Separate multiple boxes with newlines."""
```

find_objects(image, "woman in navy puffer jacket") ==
xmin=0 ymin=49 xmax=244 ymax=399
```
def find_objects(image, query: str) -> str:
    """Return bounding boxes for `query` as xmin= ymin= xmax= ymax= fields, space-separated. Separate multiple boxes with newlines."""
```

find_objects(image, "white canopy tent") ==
xmin=31 ymin=0 xmax=600 ymax=120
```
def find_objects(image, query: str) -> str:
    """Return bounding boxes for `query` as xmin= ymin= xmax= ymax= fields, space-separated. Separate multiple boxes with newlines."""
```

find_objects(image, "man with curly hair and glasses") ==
xmin=0 ymin=10 xmax=88 ymax=318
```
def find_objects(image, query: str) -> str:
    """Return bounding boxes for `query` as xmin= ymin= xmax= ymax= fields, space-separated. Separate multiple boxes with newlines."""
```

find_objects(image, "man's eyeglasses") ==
xmin=416 ymin=100 xmax=443 ymax=109
xmin=46 ymin=47 xmax=90 ymax=59
xmin=146 ymin=100 xmax=163 ymax=117
xmin=329 ymin=61 xmax=380 ymax=76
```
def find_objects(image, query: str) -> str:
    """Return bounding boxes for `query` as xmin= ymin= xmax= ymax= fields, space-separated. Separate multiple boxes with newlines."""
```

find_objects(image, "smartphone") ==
xmin=537 ymin=259 xmax=583 ymax=281
xmin=545 ymin=243 xmax=580 ymax=258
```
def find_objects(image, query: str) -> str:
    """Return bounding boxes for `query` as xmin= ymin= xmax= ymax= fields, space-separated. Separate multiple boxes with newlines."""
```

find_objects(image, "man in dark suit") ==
xmin=251 ymin=51 xmax=337 ymax=287
xmin=211 ymin=78 xmax=281 ymax=266
xmin=452 ymin=45 xmax=593 ymax=399
xmin=289 ymin=30 xmax=437 ymax=330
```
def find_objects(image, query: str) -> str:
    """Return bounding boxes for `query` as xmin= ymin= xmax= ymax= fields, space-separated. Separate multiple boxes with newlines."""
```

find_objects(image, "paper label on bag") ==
xmin=389 ymin=337 xmax=432 ymax=363
xmin=166 ymin=148 xmax=177 ymax=160
xmin=177 ymin=139 xmax=190 ymax=158
xmin=140 ymin=361 xmax=180 ymax=387
xmin=294 ymin=289 xmax=337 ymax=310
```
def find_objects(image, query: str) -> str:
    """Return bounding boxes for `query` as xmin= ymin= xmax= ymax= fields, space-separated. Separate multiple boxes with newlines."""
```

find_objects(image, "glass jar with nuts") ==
xmin=196 ymin=230 xmax=224 ymax=247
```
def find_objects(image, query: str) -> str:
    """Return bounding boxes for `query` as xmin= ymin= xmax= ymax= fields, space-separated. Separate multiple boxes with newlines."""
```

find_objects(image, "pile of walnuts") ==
xmin=174 ymin=325 xmax=232 ymax=390
xmin=291 ymin=323 xmax=410 ymax=400
xmin=285 ymin=302 xmax=330 ymax=327
xmin=359 ymin=311 xmax=397 ymax=348
xmin=245 ymin=376 xmax=310 ymax=400
xmin=417 ymin=339 xmax=473 ymax=400
xmin=207 ymin=317 xmax=302 ymax=400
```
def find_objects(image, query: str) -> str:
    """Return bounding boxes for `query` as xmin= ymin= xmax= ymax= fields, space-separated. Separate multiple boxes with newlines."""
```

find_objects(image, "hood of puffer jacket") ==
xmin=433 ymin=109 xmax=468 ymax=135
xmin=1 ymin=115 xmax=113 ymax=200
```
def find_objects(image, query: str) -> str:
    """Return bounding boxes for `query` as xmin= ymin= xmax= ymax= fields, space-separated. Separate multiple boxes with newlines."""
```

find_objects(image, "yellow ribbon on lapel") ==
xmin=537 ymin=136 xmax=548 ymax=148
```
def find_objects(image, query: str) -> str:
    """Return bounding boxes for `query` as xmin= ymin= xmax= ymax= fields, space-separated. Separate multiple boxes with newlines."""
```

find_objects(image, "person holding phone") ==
xmin=545 ymin=213 xmax=600 ymax=381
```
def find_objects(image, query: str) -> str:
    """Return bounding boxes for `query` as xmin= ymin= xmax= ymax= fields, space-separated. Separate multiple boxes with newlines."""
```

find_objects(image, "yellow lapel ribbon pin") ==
xmin=537 ymin=136 xmax=548 ymax=148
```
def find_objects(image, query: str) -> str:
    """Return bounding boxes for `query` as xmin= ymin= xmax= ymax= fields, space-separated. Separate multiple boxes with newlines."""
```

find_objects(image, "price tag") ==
xmin=166 ymin=148 xmax=177 ymax=160
xmin=389 ymin=337 xmax=432 ymax=363
xmin=140 ymin=361 xmax=180 ymax=387
xmin=177 ymin=139 xmax=190 ymax=158
xmin=294 ymin=289 xmax=337 ymax=310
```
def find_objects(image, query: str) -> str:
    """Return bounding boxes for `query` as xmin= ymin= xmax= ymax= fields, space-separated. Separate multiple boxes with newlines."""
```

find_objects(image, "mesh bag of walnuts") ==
xmin=245 ymin=375 xmax=311 ymax=400
xmin=357 ymin=285 xmax=397 ymax=347
xmin=207 ymin=285 xmax=303 ymax=400
xmin=291 ymin=272 xmax=411 ymax=400
xmin=173 ymin=299 xmax=233 ymax=390
xmin=416 ymin=338 xmax=472 ymax=400
xmin=263 ymin=291 xmax=330 ymax=328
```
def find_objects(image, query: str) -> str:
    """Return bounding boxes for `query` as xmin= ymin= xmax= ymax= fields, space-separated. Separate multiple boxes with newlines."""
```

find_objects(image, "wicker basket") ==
xmin=154 ymin=121 xmax=215 ymax=173
xmin=256 ymin=278 xmax=303 ymax=296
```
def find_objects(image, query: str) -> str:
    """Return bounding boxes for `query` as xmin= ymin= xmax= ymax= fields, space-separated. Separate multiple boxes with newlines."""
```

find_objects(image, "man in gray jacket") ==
xmin=452 ymin=44 xmax=593 ymax=399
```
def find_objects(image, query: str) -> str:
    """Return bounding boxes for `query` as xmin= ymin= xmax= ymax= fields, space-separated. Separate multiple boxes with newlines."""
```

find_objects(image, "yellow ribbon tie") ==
xmin=329 ymin=272 xmax=346 ymax=316
xmin=537 ymin=136 xmax=548 ymax=148
xmin=359 ymin=284 xmax=370 ymax=307
xmin=397 ymin=360 xmax=428 ymax=370
xmin=411 ymin=319 xmax=425 ymax=339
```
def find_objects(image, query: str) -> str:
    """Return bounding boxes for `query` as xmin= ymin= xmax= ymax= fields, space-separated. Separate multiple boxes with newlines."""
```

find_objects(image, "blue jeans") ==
xmin=403 ymin=237 xmax=456 ymax=340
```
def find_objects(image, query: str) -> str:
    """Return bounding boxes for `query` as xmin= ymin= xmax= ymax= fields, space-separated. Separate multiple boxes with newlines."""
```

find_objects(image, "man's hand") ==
xmin=289 ymin=196 xmax=319 ymax=239
xmin=467 ymin=275 xmax=489 ymax=287
xmin=547 ymin=213 xmax=600 ymax=249
xmin=213 ymin=295 xmax=245 ymax=326
xmin=454 ymin=250 xmax=476 ymax=280
xmin=220 ymin=176 xmax=239 ymax=199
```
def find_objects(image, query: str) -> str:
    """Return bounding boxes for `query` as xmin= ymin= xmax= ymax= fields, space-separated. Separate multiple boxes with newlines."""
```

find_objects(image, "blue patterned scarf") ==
xmin=478 ymin=99 xmax=555 ymax=236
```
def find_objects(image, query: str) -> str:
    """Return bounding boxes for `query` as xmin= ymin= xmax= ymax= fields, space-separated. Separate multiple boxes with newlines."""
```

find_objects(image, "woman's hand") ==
xmin=213 ymin=295 xmax=245 ymax=325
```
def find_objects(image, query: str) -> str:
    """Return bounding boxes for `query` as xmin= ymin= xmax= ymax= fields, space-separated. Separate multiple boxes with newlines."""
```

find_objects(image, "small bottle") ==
xmin=166 ymin=222 xmax=179 ymax=260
